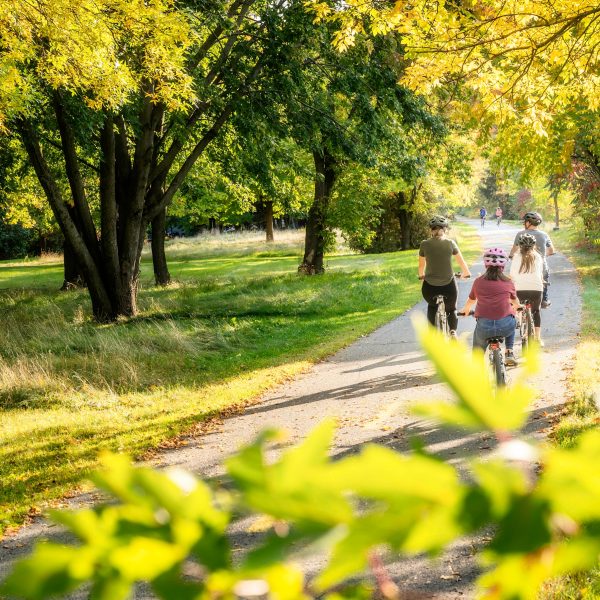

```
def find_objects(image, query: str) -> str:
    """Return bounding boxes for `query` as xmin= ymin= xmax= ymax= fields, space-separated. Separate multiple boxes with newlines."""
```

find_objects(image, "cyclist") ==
xmin=509 ymin=233 xmax=544 ymax=345
xmin=509 ymin=211 xmax=555 ymax=308
xmin=495 ymin=206 xmax=503 ymax=227
xmin=418 ymin=215 xmax=471 ymax=338
xmin=459 ymin=248 xmax=521 ymax=366
xmin=479 ymin=206 xmax=487 ymax=228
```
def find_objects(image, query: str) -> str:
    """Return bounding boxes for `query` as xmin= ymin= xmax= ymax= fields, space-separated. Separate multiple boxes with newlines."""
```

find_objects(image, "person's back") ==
xmin=514 ymin=227 xmax=550 ymax=257
xmin=420 ymin=237 xmax=458 ymax=286
xmin=509 ymin=249 xmax=544 ymax=291
xmin=480 ymin=207 xmax=487 ymax=218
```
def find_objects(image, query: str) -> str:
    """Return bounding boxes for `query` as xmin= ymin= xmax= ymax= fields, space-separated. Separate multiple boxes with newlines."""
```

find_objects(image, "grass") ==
xmin=539 ymin=223 xmax=600 ymax=600
xmin=0 ymin=226 xmax=480 ymax=536
xmin=545 ymin=225 xmax=600 ymax=449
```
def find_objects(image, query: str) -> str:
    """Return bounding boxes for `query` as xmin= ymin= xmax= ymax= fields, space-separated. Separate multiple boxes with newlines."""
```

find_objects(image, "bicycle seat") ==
xmin=486 ymin=337 xmax=504 ymax=343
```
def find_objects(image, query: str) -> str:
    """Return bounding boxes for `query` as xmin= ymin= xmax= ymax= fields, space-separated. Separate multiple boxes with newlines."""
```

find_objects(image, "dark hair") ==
xmin=518 ymin=245 xmax=536 ymax=274
xmin=483 ymin=266 xmax=511 ymax=281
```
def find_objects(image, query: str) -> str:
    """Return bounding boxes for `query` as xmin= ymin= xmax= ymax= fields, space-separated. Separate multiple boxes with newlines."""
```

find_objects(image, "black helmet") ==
xmin=429 ymin=215 xmax=449 ymax=228
xmin=517 ymin=233 xmax=537 ymax=248
xmin=523 ymin=211 xmax=542 ymax=225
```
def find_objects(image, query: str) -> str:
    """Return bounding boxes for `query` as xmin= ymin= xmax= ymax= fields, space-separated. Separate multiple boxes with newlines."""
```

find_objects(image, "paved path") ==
xmin=0 ymin=219 xmax=581 ymax=599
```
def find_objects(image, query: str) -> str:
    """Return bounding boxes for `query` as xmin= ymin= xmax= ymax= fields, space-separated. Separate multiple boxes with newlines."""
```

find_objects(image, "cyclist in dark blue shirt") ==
xmin=479 ymin=207 xmax=487 ymax=228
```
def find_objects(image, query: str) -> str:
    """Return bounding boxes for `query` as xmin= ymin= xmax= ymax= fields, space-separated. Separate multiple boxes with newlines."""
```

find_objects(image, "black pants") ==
xmin=517 ymin=290 xmax=542 ymax=327
xmin=422 ymin=279 xmax=458 ymax=331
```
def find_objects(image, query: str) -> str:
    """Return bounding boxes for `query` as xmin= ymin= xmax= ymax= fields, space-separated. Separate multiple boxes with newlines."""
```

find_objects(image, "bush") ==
xmin=0 ymin=219 xmax=34 ymax=259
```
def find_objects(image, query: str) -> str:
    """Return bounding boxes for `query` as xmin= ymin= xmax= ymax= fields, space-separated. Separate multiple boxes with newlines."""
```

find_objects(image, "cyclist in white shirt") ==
xmin=509 ymin=233 xmax=545 ymax=344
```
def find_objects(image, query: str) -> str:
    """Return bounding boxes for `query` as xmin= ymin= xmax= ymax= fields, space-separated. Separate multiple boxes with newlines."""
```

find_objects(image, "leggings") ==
xmin=422 ymin=279 xmax=458 ymax=331
xmin=517 ymin=290 xmax=542 ymax=327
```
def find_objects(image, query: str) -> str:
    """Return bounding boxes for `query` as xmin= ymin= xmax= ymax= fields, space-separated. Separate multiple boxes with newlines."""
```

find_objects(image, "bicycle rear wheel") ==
xmin=435 ymin=304 xmax=449 ymax=337
xmin=526 ymin=310 xmax=535 ymax=344
xmin=521 ymin=309 xmax=535 ymax=351
xmin=491 ymin=347 xmax=506 ymax=386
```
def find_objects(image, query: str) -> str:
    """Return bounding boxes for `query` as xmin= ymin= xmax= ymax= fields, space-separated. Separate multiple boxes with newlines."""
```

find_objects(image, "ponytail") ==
xmin=518 ymin=246 xmax=535 ymax=274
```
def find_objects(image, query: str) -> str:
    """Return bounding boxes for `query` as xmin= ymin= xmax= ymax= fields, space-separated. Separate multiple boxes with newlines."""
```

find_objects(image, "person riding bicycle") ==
xmin=510 ymin=211 xmax=555 ymax=308
xmin=459 ymin=248 xmax=521 ymax=366
xmin=479 ymin=207 xmax=487 ymax=227
xmin=509 ymin=233 xmax=544 ymax=345
xmin=495 ymin=206 xmax=503 ymax=226
xmin=418 ymin=215 xmax=471 ymax=338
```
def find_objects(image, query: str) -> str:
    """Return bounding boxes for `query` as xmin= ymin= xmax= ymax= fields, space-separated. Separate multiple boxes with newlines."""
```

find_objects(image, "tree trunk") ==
xmin=397 ymin=192 xmax=412 ymax=251
xmin=61 ymin=241 xmax=85 ymax=290
xmin=552 ymin=188 xmax=560 ymax=230
xmin=265 ymin=200 xmax=274 ymax=242
xmin=151 ymin=207 xmax=171 ymax=286
xmin=299 ymin=150 xmax=336 ymax=274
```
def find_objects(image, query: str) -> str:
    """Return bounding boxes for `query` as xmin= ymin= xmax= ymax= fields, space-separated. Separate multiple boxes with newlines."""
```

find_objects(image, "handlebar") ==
xmin=457 ymin=310 xmax=475 ymax=316
xmin=419 ymin=273 xmax=471 ymax=281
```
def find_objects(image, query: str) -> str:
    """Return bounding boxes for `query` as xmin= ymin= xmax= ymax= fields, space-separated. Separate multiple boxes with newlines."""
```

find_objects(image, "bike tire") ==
xmin=526 ymin=310 xmax=535 ymax=344
xmin=435 ymin=309 xmax=448 ymax=337
xmin=520 ymin=315 xmax=529 ymax=351
xmin=492 ymin=347 xmax=506 ymax=386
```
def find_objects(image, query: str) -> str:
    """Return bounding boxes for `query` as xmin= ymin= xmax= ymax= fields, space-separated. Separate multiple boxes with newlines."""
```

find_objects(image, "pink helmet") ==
xmin=483 ymin=247 xmax=508 ymax=268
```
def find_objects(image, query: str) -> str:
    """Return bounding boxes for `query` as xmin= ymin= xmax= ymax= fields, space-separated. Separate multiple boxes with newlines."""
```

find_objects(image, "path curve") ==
xmin=0 ymin=219 xmax=582 ymax=599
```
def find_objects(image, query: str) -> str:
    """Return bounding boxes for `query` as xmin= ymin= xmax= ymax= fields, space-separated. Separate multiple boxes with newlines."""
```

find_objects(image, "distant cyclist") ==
xmin=418 ymin=215 xmax=471 ymax=338
xmin=509 ymin=233 xmax=544 ymax=345
xmin=510 ymin=211 xmax=555 ymax=308
xmin=495 ymin=206 xmax=503 ymax=227
xmin=479 ymin=206 xmax=487 ymax=228
xmin=459 ymin=248 xmax=521 ymax=366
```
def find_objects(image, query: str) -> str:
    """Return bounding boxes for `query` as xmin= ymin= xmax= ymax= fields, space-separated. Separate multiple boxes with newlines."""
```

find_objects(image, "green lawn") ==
xmin=0 ymin=226 xmax=480 ymax=536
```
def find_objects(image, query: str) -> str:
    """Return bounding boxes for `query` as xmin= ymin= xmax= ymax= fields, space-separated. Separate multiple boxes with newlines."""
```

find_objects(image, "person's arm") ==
xmin=546 ymin=237 xmax=555 ymax=255
xmin=418 ymin=256 xmax=426 ymax=279
xmin=454 ymin=250 xmax=471 ymax=278
xmin=459 ymin=296 xmax=476 ymax=315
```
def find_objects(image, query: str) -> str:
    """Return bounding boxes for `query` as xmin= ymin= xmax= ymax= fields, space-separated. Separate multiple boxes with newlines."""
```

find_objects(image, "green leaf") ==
xmin=1 ymin=543 xmax=92 ymax=599
xmin=538 ymin=430 xmax=600 ymax=521
xmin=413 ymin=315 xmax=533 ymax=432
xmin=490 ymin=496 xmax=552 ymax=554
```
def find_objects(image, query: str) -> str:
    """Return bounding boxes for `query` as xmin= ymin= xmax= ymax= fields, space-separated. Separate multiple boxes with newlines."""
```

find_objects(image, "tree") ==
xmin=1 ymin=0 xmax=290 ymax=321
xmin=249 ymin=2 xmax=448 ymax=272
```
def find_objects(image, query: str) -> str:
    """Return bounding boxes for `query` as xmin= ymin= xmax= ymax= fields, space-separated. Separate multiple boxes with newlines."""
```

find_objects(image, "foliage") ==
xmin=0 ymin=210 xmax=33 ymax=259
xmin=3 ymin=320 xmax=600 ymax=600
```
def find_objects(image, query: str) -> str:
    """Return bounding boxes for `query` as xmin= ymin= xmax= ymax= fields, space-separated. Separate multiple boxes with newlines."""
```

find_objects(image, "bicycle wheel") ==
xmin=491 ymin=347 xmax=506 ymax=386
xmin=526 ymin=309 xmax=535 ymax=345
xmin=520 ymin=313 xmax=530 ymax=351
xmin=435 ymin=306 xmax=449 ymax=337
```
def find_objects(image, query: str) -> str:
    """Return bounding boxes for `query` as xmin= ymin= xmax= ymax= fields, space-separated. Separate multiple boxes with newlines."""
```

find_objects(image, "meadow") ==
xmin=0 ymin=226 xmax=481 ymax=534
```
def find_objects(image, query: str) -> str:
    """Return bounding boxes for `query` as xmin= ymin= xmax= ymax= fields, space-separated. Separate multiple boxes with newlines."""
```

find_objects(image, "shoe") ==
xmin=505 ymin=350 xmax=518 ymax=366
xmin=538 ymin=339 xmax=545 ymax=347
xmin=449 ymin=330 xmax=457 ymax=339
xmin=541 ymin=300 xmax=551 ymax=308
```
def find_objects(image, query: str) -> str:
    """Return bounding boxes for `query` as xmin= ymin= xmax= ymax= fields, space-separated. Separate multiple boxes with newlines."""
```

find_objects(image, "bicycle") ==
xmin=422 ymin=273 xmax=469 ymax=338
xmin=496 ymin=216 xmax=502 ymax=227
xmin=517 ymin=301 xmax=535 ymax=352
xmin=458 ymin=310 xmax=507 ymax=386
xmin=480 ymin=216 xmax=486 ymax=228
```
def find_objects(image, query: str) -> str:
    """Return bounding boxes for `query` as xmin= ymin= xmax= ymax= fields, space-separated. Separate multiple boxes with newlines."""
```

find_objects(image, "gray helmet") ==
xmin=523 ymin=211 xmax=542 ymax=225
xmin=517 ymin=233 xmax=537 ymax=248
xmin=429 ymin=215 xmax=449 ymax=228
